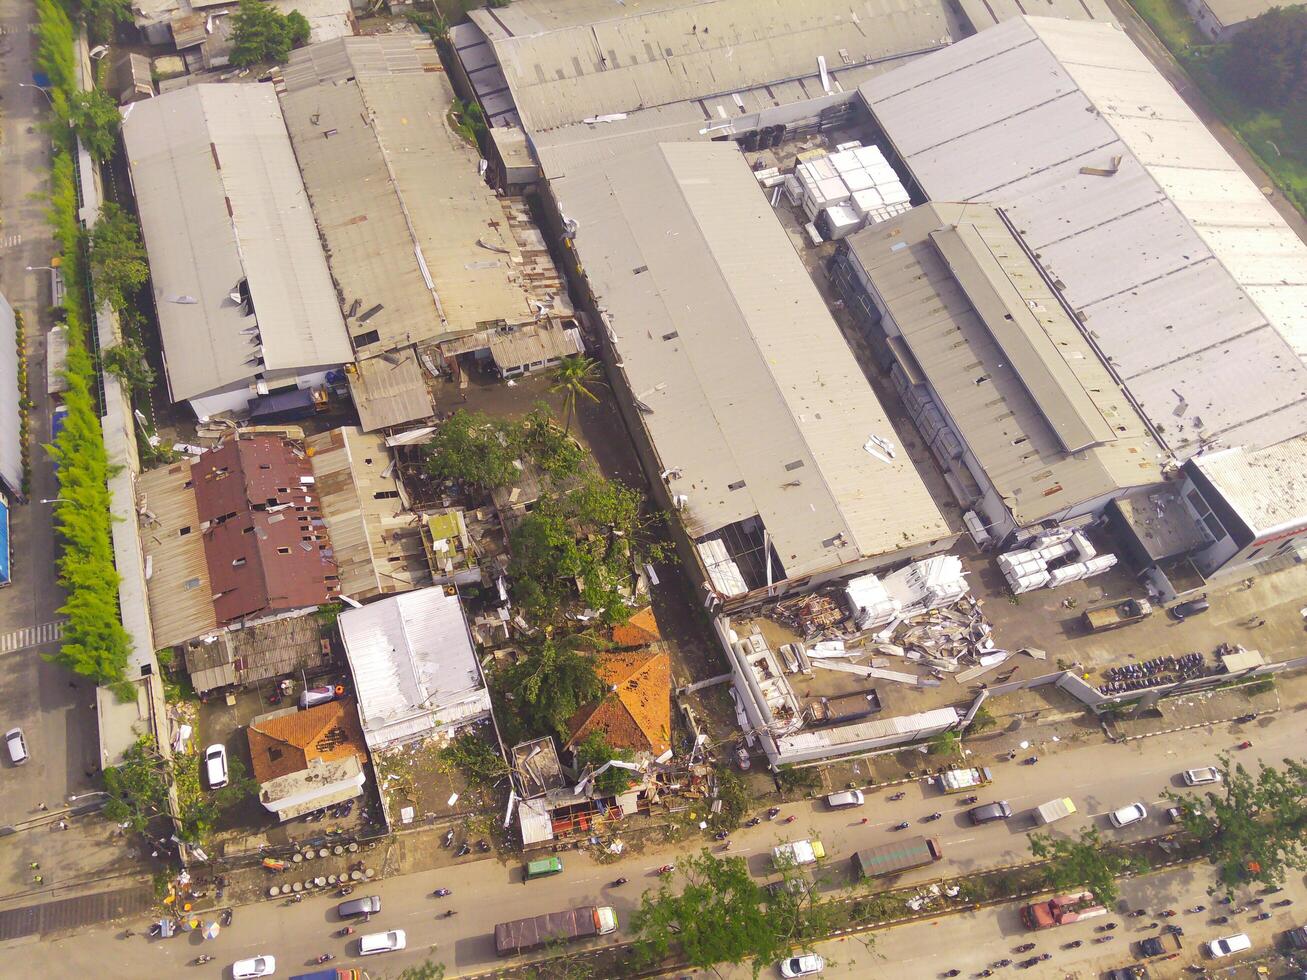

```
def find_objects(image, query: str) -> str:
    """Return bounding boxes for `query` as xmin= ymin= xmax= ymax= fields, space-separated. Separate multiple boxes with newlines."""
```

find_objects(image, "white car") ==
xmin=1205 ymin=933 xmax=1252 ymax=958
xmin=359 ymin=929 xmax=406 ymax=955
xmin=1108 ymin=802 xmax=1148 ymax=828
xmin=204 ymin=743 xmax=228 ymax=789
xmin=232 ymin=955 xmax=276 ymax=978
xmin=1183 ymin=766 xmax=1221 ymax=786
xmin=779 ymin=953 xmax=825 ymax=977
xmin=5 ymin=728 xmax=28 ymax=766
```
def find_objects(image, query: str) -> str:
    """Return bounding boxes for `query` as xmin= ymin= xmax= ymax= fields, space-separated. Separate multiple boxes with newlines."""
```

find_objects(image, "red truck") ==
xmin=1020 ymin=891 xmax=1108 ymax=930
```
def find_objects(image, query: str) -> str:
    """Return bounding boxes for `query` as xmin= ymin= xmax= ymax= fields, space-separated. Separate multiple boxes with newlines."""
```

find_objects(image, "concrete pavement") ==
xmin=11 ymin=709 xmax=1304 ymax=976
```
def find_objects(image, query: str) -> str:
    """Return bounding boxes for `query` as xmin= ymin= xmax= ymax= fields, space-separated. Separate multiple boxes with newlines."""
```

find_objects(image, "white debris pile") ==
xmin=998 ymin=527 xmax=1117 ymax=594
xmin=843 ymin=555 xmax=968 ymax=631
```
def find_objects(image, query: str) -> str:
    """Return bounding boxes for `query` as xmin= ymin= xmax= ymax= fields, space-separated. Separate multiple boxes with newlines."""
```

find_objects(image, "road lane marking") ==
xmin=0 ymin=620 xmax=64 ymax=654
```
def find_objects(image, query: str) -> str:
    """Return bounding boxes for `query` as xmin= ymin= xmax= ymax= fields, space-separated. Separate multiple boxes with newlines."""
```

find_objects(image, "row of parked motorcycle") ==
xmin=1098 ymin=652 xmax=1209 ymax=694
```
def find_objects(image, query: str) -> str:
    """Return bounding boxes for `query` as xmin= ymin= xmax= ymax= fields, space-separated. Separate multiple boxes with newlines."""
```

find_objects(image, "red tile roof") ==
xmin=246 ymin=697 xmax=368 ymax=784
xmin=192 ymin=436 xmax=338 ymax=624
xmin=566 ymin=646 xmax=672 ymax=757
xmin=611 ymin=606 xmax=661 ymax=648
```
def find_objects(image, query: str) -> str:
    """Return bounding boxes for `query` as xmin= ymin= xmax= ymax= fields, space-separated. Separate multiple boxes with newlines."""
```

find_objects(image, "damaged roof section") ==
xmin=278 ymin=34 xmax=571 ymax=357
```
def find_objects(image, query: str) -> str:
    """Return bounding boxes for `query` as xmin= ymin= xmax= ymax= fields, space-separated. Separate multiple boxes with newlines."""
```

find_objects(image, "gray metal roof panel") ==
xmin=122 ymin=85 xmax=351 ymax=402
xmin=564 ymin=141 xmax=947 ymax=573
xmin=860 ymin=16 xmax=1307 ymax=456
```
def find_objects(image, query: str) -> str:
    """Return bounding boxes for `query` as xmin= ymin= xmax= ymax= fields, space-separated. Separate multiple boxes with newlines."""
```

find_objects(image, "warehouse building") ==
xmin=858 ymin=16 xmax=1307 ymax=462
xmin=122 ymin=85 xmax=352 ymax=418
xmin=836 ymin=202 xmax=1164 ymax=546
xmin=550 ymin=140 xmax=952 ymax=604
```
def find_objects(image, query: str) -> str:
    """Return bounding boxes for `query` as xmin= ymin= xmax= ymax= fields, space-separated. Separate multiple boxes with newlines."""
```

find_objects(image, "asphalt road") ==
xmin=0 ymin=0 xmax=101 ymax=834
xmin=15 ymin=713 xmax=1300 ymax=976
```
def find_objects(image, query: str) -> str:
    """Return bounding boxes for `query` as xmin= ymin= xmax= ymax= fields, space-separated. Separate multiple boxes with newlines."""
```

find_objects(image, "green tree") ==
xmin=285 ymin=9 xmax=311 ymax=46
xmin=66 ymin=0 xmax=133 ymax=42
xmin=927 ymin=729 xmax=960 ymax=756
xmin=67 ymin=87 xmax=121 ymax=161
xmin=229 ymin=0 xmax=293 ymax=67
xmin=1169 ymin=755 xmax=1307 ymax=891
xmin=438 ymin=732 xmax=509 ymax=790
xmin=175 ymin=750 xmax=253 ymax=843
xmin=508 ymin=474 xmax=665 ymax=625
xmin=425 ymin=409 xmax=520 ymax=492
xmin=102 ymin=735 xmax=173 ymax=831
xmin=631 ymin=849 xmax=815 ymax=978
xmin=89 ymin=202 xmax=150 ymax=312
xmin=518 ymin=404 xmax=586 ymax=481
xmin=550 ymin=355 xmax=604 ymax=434
xmin=503 ymin=635 xmax=603 ymax=739
xmin=1225 ymin=6 xmax=1307 ymax=109
xmin=102 ymin=339 xmax=156 ymax=393
xmin=1028 ymin=827 xmax=1147 ymax=905
xmin=574 ymin=731 xmax=637 ymax=796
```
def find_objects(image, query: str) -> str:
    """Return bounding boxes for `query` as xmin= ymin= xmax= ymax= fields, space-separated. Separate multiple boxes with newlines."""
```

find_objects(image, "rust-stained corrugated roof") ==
xmin=246 ymin=697 xmax=368 ymax=784
xmin=566 ymin=646 xmax=671 ymax=757
xmin=193 ymin=436 xmax=338 ymax=623
xmin=139 ymin=462 xmax=219 ymax=649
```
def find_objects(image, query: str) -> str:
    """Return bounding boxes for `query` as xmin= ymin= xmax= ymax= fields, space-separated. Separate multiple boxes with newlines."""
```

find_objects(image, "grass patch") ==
xmin=1129 ymin=0 xmax=1307 ymax=215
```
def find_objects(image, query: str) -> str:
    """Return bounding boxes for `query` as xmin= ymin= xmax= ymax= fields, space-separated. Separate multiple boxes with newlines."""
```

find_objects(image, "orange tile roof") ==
xmin=566 ymin=646 xmax=672 ymax=756
xmin=611 ymin=606 xmax=661 ymax=648
xmin=246 ymin=697 xmax=369 ymax=784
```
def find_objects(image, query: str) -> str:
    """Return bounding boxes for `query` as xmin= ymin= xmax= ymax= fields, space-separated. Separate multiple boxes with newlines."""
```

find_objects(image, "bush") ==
xmin=1225 ymin=6 xmax=1307 ymax=108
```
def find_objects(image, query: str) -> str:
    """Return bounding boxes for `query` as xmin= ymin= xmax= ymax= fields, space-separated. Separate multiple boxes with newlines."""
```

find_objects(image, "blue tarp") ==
xmin=0 ymin=496 xmax=10 ymax=585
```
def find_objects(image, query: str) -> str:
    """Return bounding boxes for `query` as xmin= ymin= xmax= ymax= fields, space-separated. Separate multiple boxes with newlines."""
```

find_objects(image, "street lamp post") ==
xmin=39 ymin=498 xmax=71 ymax=505
xmin=67 ymin=791 xmax=108 ymax=804
xmin=17 ymin=82 xmax=55 ymax=109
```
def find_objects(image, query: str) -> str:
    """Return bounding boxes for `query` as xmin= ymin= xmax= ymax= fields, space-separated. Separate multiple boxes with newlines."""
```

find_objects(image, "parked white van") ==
xmin=204 ymin=744 xmax=228 ymax=789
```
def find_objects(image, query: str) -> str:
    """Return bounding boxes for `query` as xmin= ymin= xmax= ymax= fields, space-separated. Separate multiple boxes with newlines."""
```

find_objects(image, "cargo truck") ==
xmin=1034 ymin=797 xmax=1077 ymax=825
xmin=290 ymin=970 xmax=367 ymax=980
xmin=772 ymin=839 xmax=825 ymax=869
xmin=1082 ymin=598 xmax=1152 ymax=632
xmin=494 ymin=905 xmax=618 ymax=956
xmin=1136 ymin=932 xmax=1183 ymax=957
xmin=936 ymin=767 xmax=993 ymax=794
xmin=853 ymin=836 xmax=942 ymax=878
xmin=1020 ymin=891 xmax=1108 ymax=930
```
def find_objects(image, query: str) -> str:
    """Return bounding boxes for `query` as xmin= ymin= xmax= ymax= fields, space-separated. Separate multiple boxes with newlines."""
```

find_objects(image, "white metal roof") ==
xmin=338 ymin=586 xmax=490 ymax=749
xmin=859 ymin=16 xmax=1307 ymax=459
xmin=554 ymin=140 xmax=948 ymax=578
xmin=121 ymin=85 xmax=351 ymax=403
xmin=1189 ymin=435 xmax=1307 ymax=535
xmin=0 ymin=292 xmax=21 ymax=497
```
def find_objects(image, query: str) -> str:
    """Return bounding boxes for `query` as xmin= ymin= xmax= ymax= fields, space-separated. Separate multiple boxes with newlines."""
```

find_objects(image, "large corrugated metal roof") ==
xmin=555 ymin=140 xmax=948 ymax=577
xmin=467 ymin=0 xmax=958 ymax=133
xmin=338 ymin=586 xmax=491 ymax=749
xmin=859 ymin=16 xmax=1307 ymax=458
xmin=1189 ymin=435 xmax=1307 ymax=534
xmin=122 ymin=85 xmax=351 ymax=403
xmin=138 ymin=462 xmax=219 ymax=649
xmin=345 ymin=348 xmax=434 ymax=433
xmin=306 ymin=426 xmax=431 ymax=601
xmin=847 ymin=203 xmax=1163 ymax=525
xmin=0 ymin=292 xmax=21 ymax=498
xmin=279 ymin=36 xmax=550 ymax=355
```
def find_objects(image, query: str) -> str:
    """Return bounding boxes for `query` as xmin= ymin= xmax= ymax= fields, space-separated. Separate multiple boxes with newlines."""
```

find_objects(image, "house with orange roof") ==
xmin=611 ymin=606 xmax=661 ymax=649
xmin=246 ymin=697 xmax=370 ymax=821
xmin=566 ymin=646 xmax=672 ymax=759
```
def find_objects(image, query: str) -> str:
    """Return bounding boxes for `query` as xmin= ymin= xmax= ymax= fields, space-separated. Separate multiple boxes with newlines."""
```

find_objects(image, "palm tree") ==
xmin=550 ymin=355 xmax=604 ymax=434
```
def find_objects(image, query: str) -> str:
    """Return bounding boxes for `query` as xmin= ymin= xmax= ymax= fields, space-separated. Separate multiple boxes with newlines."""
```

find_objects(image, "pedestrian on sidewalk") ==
xmin=859 ymin=817 xmax=869 ymax=825
xmin=37 ymin=803 xmax=47 ymax=812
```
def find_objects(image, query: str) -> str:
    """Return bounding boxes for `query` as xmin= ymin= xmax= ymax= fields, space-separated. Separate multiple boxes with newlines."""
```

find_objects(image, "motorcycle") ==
xmin=193 ymin=954 xmax=214 ymax=965
xmin=714 ymin=831 xmax=729 ymax=840
xmin=892 ymin=821 xmax=910 ymax=831
xmin=442 ymin=830 xmax=454 ymax=848
xmin=443 ymin=910 xmax=457 ymax=918
xmin=960 ymin=796 xmax=978 ymax=804
xmin=220 ymin=909 xmax=233 ymax=927
xmin=1272 ymin=899 xmax=1294 ymax=908
xmin=744 ymin=817 xmax=761 ymax=827
xmin=455 ymin=842 xmax=471 ymax=857
xmin=993 ymin=960 xmax=1012 ymax=968
xmin=1127 ymin=909 xmax=1147 ymax=917
xmin=656 ymin=864 xmax=675 ymax=875
xmin=1014 ymin=943 xmax=1036 ymax=953
xmin=1062 ymin=940 xmax=1082 ymax=949
xmin=924 ymin=812 xmax=943 ymax=822
xmin=1237 ymin=740 xmax=1253 ymax=749
xmin=1093 ymin=936 xmax=1115 ymax=944
xmin=1254 ymin=911 xmax=1271 ymax=921
xmin=1095 ymin=923 xmax=1117 ymax=932
xmin=316 ymin=953 xmax=335 ymax=964
xmin=433 ymin=888 xmax=452 ymax=897
xmin=1159 ymin=909 xmax=1177 ymax=917
xmin=1185 ymin=905 xmax=1206 ymax=914
xmin=782 ymin=815 xmax=796 ymax=824
xmin=889 ymin=792 xmax=906 ymax=801
xmin=611 ymin=878 xmax=628 ymax=887
xmin=476 ymin=839 xmax=490 ymax=852
xmin=766 ymin=807 xmax=781 ymax=820
xmin=942 ymin=971 xmax=960 ymax=978
xmin=1023 ymin=756 xmax=1039 ymax=765
xmin=336 ymin=926 xmax=354 ymax=937
xmin=337 ymin=885 xmax=353 ymax=897
xmin=1211 ymin=916 xmax=1230 ymax=925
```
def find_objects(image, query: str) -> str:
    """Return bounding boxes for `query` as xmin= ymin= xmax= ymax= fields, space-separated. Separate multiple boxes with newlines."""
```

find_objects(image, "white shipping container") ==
xmin=843 ymin=168 xmax=875 ymax=192
xmin=851 ymin=187 xmax=883 ymax=216
xmin=816 ymin=175 xmax=850 ymax=205
xmin=867 ymin=162 xmax=899 ymax=185
xmin=822 ymin=204 xmax=863 ymax=241
xmin=880 ymin=181 xmax=911 ymax=206
xmin=830 ymin=149 xmax=861 ymax=174
xmin=855 ymin=145 xmax=889 ymax=169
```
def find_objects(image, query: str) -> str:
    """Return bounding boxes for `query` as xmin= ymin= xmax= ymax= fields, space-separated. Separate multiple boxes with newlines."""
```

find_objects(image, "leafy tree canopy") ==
xmin=1225 ymin=5 xmax=1307 ymax=108
xmin=438 ymin=731 xmax=509 ymax=790
xmin=574 ymin=731 xmax=637 ymax=797
xmin=631 ymin=849 xmax=824 ymax=978
xmin=66 ymin=0 xmax=132 ymax=43
xmin=229 ymin=0 xmax=311 ymax=67
xmin=1028 ymin=827 xmax=1147 ymax=905
xmin=424 ymin=409 xmax=521 ymax=491
xmin=90 ymin=202 xmax=149 ymax=312
xmin=508 ymin=473 xmax=665 ymax=626
xmin=1169 ymin=755 xmax=1307 ymax=892
xmin=67 ymin=87 xmax=120 ymax=161
xmin=503 ymin=635 xmax=604 ymax=740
